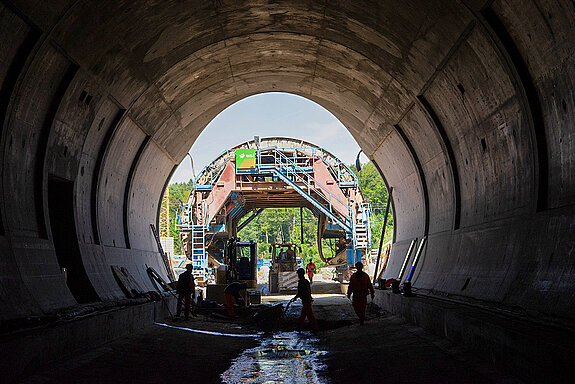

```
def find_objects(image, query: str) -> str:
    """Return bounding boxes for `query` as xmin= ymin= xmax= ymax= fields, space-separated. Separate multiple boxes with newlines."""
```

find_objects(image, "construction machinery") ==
xmin=176 ymin=137 xmax=372 ymax=290
xmin=268 ymin=243 xmax=301 ymax=293
xmin=224 ymin=238 xmax=257 ymax=288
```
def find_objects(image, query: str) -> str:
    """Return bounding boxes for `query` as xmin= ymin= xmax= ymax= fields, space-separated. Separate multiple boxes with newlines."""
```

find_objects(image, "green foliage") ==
xmin=352 ymin=162 xmax=394 ymax=248
xmin=237 ymin=207 xmax=335 ymax=269
xmin=164 ymin=161 xmax=393 ymax=261
xmin=167 ymin=180 xmax=193 ymax=254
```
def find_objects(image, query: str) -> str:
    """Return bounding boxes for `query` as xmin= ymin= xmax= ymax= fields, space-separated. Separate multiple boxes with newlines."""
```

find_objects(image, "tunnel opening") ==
xmin=164 ymin=93 xmax=393 ymax=285
xmin=1 ymin=1 xmax=574 ymax=381
xmin=48 ymin=175 xmax=100 ymax=304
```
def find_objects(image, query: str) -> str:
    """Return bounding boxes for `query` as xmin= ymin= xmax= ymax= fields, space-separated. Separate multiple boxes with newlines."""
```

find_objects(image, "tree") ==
xmin=352 ymin=162 xmax=393 ymax=248
xmin=167 ymin=180 xmax=193 ymax=254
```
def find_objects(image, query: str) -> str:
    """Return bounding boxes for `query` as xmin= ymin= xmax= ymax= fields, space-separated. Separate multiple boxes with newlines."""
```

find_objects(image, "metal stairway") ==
xmin=259 ymin=148 xmax=353 ymax=233
xmin=269 ymin=169 xmax=352 ymax=233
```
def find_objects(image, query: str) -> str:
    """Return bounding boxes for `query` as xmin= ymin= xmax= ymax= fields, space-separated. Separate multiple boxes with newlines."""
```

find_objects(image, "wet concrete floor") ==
xmin=317 ymin=312 xmax=523 ymax=384
xmin=20 ymin=294 xmax=523 ymax=384
xmin=221 ymin=331 xmax=327 ymax=383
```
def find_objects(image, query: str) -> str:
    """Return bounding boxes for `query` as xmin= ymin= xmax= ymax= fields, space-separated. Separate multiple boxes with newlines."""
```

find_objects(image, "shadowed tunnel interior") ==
xmin=1 ymin=0 xmax=574 ymax=380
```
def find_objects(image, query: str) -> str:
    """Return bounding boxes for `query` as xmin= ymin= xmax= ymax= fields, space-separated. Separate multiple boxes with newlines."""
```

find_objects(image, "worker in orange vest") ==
xmin=305 ymin=258 xmax=317 ymax=284
xmin=347 ymin=261 xmax=375 ymax=325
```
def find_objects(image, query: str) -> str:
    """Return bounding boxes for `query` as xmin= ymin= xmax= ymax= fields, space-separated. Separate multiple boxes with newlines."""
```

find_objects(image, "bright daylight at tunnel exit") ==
xmin=1 ymin=1 xmax=574 ymax=383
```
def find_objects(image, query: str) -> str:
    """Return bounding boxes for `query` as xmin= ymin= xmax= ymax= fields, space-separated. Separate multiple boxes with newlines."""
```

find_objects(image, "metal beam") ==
xmin=237 ymin=208 xmax=264 ymax=232
xmin=270 ymin=169 xmax=352 ymax=233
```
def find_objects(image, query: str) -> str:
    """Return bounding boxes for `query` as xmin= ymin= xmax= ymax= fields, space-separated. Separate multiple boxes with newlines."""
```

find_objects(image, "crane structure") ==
xmin=159 ymin=187 xmax=170 ymax=238
xmin=176 ymin=137 xmax=372 ymax=280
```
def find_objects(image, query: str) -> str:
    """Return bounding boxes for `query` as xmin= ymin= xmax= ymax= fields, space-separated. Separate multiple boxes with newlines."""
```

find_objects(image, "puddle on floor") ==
xmin=221 ymin=331 xmax=328 ymax=384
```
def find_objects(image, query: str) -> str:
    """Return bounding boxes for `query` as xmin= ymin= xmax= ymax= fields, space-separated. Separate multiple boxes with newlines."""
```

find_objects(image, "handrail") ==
xmin=175 ymin=204 xmax=182 ymax=227
xmin=268 ymin=146 xmax=358 ymax=185
xmin=175 ymin=202 xmax=190 ymax=230
xmin=203 ymin=202 xmax=209 ymax=230
xmin=262 ymin=148 xmax=352 ymax=218
xmin=183 ymin=144 xmax=367 ymax=236
xmin=269 ymin=168 xmax=352 ymax=233
xmin=193 ymin=144 xmax=358 ymax=190
xmin=193 ymin=149 xmax=234 ymax=190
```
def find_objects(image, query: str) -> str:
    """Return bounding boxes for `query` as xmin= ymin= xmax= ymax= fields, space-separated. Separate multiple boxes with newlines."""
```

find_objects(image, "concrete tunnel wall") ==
xmin=0 ymin=0 xmax=574 ymax=324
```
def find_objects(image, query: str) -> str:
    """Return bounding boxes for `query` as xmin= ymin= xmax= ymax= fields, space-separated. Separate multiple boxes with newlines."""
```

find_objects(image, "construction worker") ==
xmin=347 ymin=261 xmax=375 ymax=325
xmin=305 ymin=258 xmax=317 ymax=284
xmin=286 ymin=246 xmax=294 ymax=261
xmin=224 ymin=281 xmax=246 ymax=317
xmin=291 ymin=268 xmax=319 ymax=331
xmin=176 ymin=264 xmax=196 ymax=320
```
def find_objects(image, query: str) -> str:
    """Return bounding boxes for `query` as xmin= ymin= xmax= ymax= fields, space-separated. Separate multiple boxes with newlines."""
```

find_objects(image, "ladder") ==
xmin=191 ymin=224 xmax=207 ymax=269
xmin=354 ymin=222 xmax=369 ymax=249
xmin=355 ymin=202 xmax=372 ymax=249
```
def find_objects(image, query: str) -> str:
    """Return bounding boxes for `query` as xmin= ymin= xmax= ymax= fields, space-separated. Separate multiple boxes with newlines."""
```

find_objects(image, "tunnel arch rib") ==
xmin=479 ymin=6 xmax=549 ymax=212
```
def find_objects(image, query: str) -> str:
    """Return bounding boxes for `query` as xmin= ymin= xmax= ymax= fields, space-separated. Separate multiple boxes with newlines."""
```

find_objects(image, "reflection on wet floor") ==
xmin=221 ymin=331 xmax=328 ymax=384
xmin=154 ymin=322 xmax=261 ymax=338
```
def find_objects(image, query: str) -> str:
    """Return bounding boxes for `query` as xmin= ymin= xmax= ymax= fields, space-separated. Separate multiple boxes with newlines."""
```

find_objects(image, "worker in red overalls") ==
xmin=305 ymin=258 xmax=317 ymax=284
xmin=224 ymin=281 xmax=246 ymax=317
xmin=176 ymin=264 xmax=196 ymax=320
xmin=291 ymin=268 xmax=319 ymax=331
xmin=347 ymin=261 xmax=375 ymax=325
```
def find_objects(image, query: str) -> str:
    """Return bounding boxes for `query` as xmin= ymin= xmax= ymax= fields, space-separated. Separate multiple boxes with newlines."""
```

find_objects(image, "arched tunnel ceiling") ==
xmin=1 ymin=0 xmax=575 ymax=325
xmin=47 ymin=0 xmax=472 ymax=161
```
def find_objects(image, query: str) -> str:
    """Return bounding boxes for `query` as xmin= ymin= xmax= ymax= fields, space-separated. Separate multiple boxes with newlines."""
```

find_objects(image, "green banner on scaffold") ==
xmin=235 ymin=148 xmax=257 ymax=169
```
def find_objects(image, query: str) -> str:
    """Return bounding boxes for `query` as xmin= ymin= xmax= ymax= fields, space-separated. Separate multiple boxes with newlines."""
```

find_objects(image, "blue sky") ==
xmin=170 ymin=92 xmax=368 ymax=184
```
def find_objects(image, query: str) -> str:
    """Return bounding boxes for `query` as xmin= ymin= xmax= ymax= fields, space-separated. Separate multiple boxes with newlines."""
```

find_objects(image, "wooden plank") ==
xmin=111 ymin=265 xmax=145 ymax=298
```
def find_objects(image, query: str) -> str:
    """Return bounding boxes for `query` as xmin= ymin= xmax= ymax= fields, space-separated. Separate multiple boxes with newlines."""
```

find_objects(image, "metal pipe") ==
xmin=300 ymin=207 xmax=304 ymax=244
xmin=406 ymin=236 xmax=426 ymax=282
xmin=237 ymin=208 xmax=264 ymax=232
xmin=397 ymin=238 xmax=417 ymax=280
xmin=372 ymin=187 xmax=393 ymax=283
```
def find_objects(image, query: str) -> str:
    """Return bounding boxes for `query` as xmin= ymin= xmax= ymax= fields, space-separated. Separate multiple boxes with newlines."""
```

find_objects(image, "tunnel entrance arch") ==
xmin=1 ymin=1 xmax=575 ymax=380
xmin=0 ymin=0 xmax=569 ymax=313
